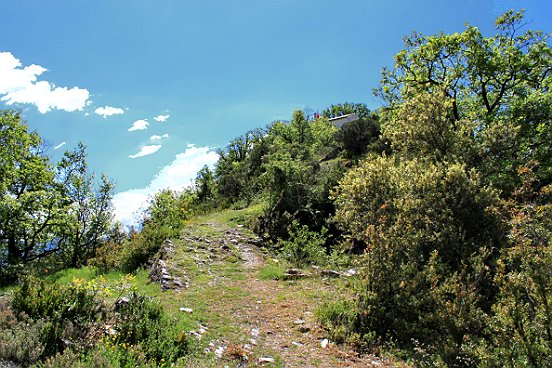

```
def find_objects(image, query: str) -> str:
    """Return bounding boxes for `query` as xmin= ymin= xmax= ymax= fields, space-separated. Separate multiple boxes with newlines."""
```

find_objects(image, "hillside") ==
xmin=1 ymin=10 xmax=551 ymax=368
xmin=0 ymin=208 xmax=406 ymax=367
xmin=144 ymin=208 xmax=402 ymax=367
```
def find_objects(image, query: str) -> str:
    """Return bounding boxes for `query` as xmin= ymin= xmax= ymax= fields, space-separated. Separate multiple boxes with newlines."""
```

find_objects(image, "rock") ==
xmin=286 ymin=268 xmax=303 ymax=275
xmin=293 ymin=319 xmax=305 ymax=325
xmin=320 ymin=338 xmax=329 ymax=348
xmin=114 ymin=297 xmax=130 ymax=311
xmin=179 ymin=307 xmax=193 ymax=314
xmin=321 ymin=269 xmax=341 ymax=278
xmin=343 ymin=268 xmax=357 ymax=277
xmin=291 ymin=341 xmax=303 ymax=347
xmin=258 ymin=356 xmax=275 ymax=364
xmin=215 ymin=346 xmax=225 ymax=358
xmin=251 ymin=327 xmax=260 ymax=337
xmin=284 ymin=268 xmax=309 ymax=279
xmin=190 ymin=330 xmax=202 ymax=340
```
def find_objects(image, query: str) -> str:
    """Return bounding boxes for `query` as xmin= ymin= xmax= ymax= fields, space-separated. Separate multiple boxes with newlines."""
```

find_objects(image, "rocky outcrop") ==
xmin=148 ymin=239 xmax=189 ymax=291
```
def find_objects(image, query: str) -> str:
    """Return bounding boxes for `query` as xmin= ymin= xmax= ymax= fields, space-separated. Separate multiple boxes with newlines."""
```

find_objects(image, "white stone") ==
xmin=258 ymin=356 xmax=275 ymax=364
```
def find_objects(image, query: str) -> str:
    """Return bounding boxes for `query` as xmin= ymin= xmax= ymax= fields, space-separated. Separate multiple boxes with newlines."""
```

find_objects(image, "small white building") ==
xmin=328 ymin=113 xmax=359 ymax=128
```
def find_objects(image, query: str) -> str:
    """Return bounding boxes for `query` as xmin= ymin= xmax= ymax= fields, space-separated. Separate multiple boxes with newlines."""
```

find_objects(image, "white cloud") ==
xmin=150 ymin=133 xmax=169 ymax=141
xmin=129 ymin=145 xmax=162 ymax=159
xmin=0 ymin=51 xmax=90 ymax=113
xmin=53 ymin=141 xmax=66 ymax=150
xmin=128 ymin=119 xmax=148 ymax=131
xmin=95 ymin=106 xmax=124 ymax=118
xmin=153 ymin=114 xmax=170 ymax=122
xmin=113 ymin=146 xmax=219 ymax=226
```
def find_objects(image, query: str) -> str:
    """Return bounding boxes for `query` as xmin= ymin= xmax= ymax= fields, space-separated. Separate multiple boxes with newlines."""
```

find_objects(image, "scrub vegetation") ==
xmin=1 ymin=10 xmax=551 ymax=367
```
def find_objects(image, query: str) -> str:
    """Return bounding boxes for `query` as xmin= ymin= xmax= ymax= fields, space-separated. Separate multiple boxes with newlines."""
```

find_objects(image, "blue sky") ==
xmin=1 ymin=0 xmax=550 ymax=225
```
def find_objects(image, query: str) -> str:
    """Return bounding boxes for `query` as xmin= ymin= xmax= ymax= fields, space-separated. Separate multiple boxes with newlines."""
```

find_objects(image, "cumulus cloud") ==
xmin=128 ymin=145 xmax=162 ymax=159
xmin=95 ymin=106 xmax=124 ymax=118
xmin=153 ymin=114 xmax=170 ymax=122
xmin=113 ymin=146 xmax=219 ymax=226
xmin=53 ymin=142 xmax=66 ymax=150
xmin=0 ymin=51 xmax=90 ymax=113
xmin=128 ymin=119 xmax=148 ymax=131
xmin=150 ymin=133 xmax=169 ymax=141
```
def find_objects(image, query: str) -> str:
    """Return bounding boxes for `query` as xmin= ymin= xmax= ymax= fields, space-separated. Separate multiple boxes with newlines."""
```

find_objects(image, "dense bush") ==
xmin=279 ymin=221 xmax=328 ymax=266
xmin=0 ymin=276 xmax=189 ymax=367
xmin=113 ymin=292 xmax=189 ymax=363
xmin=332 ymin=156 xmax=505 ymax=364
xmin=0 ymin=306 xmax=45 ymax=366
xmin=475 ymin=169 xmax=552 ymax=368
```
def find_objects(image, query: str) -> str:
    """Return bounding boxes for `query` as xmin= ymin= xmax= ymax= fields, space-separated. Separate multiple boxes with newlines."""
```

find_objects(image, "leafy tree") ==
xmin=55 ymin=143 xmax=114 ymax=267
xmin=214 ymin=128 xmax=268 ymax=206
xmin=377 ymin=10 xmax=552 ymax=192
xmin=322 ymin=102 xmax=372 ymax=119
xmin=290 ymin=110 xmax=311 ymax=145
xmin=195 ymin=165 xmax=215 ymax=204
xmin=0 ymin=111 xmax=65 ymax=279
xmin=0 ymin=111 xmax=115 ymax=281
xmin=335 ymin=118 xmax=383 ymax=159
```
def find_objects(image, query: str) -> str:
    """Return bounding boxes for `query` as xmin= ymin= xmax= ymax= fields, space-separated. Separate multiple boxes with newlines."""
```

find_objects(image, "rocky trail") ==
xmin=150 ymin=216 xmax=400 ymax=367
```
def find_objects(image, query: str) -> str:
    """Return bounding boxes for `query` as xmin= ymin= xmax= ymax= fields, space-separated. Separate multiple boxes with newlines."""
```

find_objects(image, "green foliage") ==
xmin=195 ymin=165 xmax=215 ymax=208
xmin=0 ymin=111 xmax=116 ymax=283
xmin=113 ymin=292 xmax=189 ymax=363
xmin=279 ymin=221 xmax=328 ymax=266
xmin=214 ymin=128 xmax=268 ymax=207
xmin=1 ymin=275 xmax=189 ymax=366
xmin=55 ymin=143 xmax=115 ymax=268
xmin=319 ymin=11 xmax=552 ymax=366
xmin=0 ymin=306 xmax=45 ymax=366
xmin=321 ymin=102 xmax=372 ymax=120
xmin=258 ymin=264 xmax=285 ymax=280
xmin=335 ymin=117 xmax=384 ymax=159
xmin=383 ymin=92 xmax=476 ymax=163
xmin=477 ymin=168 xmax=552 ymax=367
xmin=119 ymin=224 xmax=173 ymax=273
xmin=6 ymin=276 xmax=104 ymax=361
xmin=0 ymin=110 xmax=64 ymax=281
xmin=316 ymin=298 xmax=358 ymax=344
xmin=377 ymin=10 xmax=552 ymax=193
xmin=333 ymin=155 xmax=504 ymax=364
xmin=100 ymin=189 xmax=196 ymax=273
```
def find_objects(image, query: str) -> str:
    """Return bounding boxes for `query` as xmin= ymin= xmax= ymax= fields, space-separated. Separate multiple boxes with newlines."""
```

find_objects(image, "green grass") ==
xmin=259 ymin=264 xmax=285 ymax=280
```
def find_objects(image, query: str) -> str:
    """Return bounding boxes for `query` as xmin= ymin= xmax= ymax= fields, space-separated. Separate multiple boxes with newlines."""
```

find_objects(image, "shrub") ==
xmin=114 ymin=292 xmax=188 ymax=363
xmin=316 ymin=298 xmax=359 ymax=345
xmin=11 ymin=276 xmax=104 ymax=358
xmin=279 ymin=221 xmax=328 ymax=266
xmin=476 ymin=178 xmax=552 ymax=367
xmin=332 ymin=156 xmax=505 ymax=364
xmin=0 ymin=308 xmax=45 ymax=366
xmin=92 ymin=222 xmax=174 ymax=273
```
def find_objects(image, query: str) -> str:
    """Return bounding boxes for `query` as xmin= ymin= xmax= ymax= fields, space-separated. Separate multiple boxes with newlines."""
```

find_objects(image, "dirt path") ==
xmin=195 ymin=223 xmax=395 ymax=367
